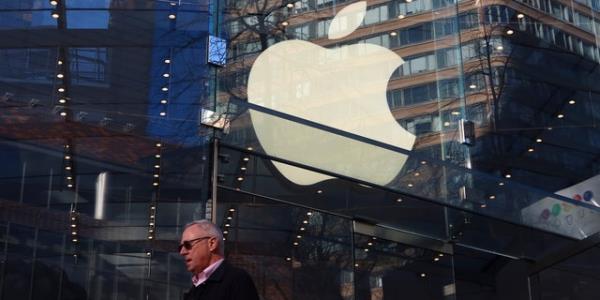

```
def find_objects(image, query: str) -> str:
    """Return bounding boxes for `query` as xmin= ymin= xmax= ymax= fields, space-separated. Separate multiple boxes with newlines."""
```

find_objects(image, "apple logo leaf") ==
xmin=328 ymin=1 xmax=366 ymax=40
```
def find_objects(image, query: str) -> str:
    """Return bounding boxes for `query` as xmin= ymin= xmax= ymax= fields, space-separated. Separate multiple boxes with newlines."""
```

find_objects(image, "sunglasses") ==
xmin=178 ymin=236 xmax=212 ymax=252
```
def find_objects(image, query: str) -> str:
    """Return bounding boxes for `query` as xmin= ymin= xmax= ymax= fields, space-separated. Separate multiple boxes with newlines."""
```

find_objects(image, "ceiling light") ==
xmin=153 ymin=182 xmax=159 ymax=186
xmin=160 ymin=111 xmax=166 ymax=116
xmin=163 ymin=73 xmax=170 ymax=78
xmin=168 ymin=14 xmax=176 ymax=20
xmin=57 ymin=60 xmax=63 ymax=65
xmin=398 ymin=14 xmax=405 ymax=19
xmin=396 ymin=198 xmax=403 ymax=203
xmin=434 ymin=257 xmax=439 ymax=261
xmin=164 ymin=59 xmax=171 ymax=64
xmin=51 ymin=12 xmax=60 ymax=19
xmin=506 ymin=29 xmax=514 ymax=35
xmin=420 ymin=273 xmax=426 ymax=277
xmin=364 ymin=248 xmax=369 ymax=252
xmin=528 ymin=148 xmax=534 ymax=152
xmin=498 ymin=182 xmax=504 ymax=186
xmin=60 ymin=112 xmax=67 ymax=117
xmin=300 ymin=227 xmax=305 ymax=231
xmin=296 ymin=235 xmax=302 ymax=239
xmin=286 ymin=257 xmax=292 ymax=261
xmin=229 ymin=208 xmax=235 ymax=212
xmin=536 ymin=138 xmax=542 ymax=143
xmin=65 ymin=155 xmax=71 ymax=160
xmin=160 ymin=99 xmax=168 ymax=104
xmin=57 ymin=73 xmax=64 ymax=78
xmin=156 ymin=143 xmax=162 ymax=147
xmin=237 ymin=177 xmax=244 ymax=181
xmin=367 ymin=242 xmax=373 ymax=246
xmin=420 ymin=160 xmax=427 ymax=165
xmin=162 ymin=87 xmax=168 ymax=91
xmin=227 ymin=216 xmax=232 ymax=220
xmin=155 ymin=154 xmax=161 ymax=158
xmin=306 ymin=212 xmax=313 ymax=216
xmin=469 ymin=84 xmax=477 ymax=89
xmin=407 ymin=183 xmax=413 ymax=187
xmin=150 ymin=206 xmax=156 ymax=210
xmin=390 ymin=31 xmax=397 ymax=36
xmin=240 ymin=167 xmax=247 ymax=171
xmin=50 ymin=1 xmax=58 ymax=6
xmin=302 ymin=220 xmax=308 ymax=224
xmin=58 ymin=87 xmax=65 ymax=92
xmin=504 ymin=174 xmax=511 ymax=178
xmin=243 ymin=157 xmax=249 ymax=161
xmin=281 ymin=21 xmax=289 ymax=26
xmin=293 ymin=242 xmax=299 ymax=246
xmin=443 ymin=121 xmax=450 ymax=127
xmin=67 ymin=176 xmax=72 ymax=180
xmin=316 ymin=190 xmax=323 ymax=194
xmin=67 ymin=184 xmax=73 ymax=188
xmin=451 ymin=111 xmax=460 ymax=115
xmin=489 ymin=195 xmax=496 ymax=200
xmin=481 ymin=204 xmax=487 ymax=208
xmin=72 ymin=238 xmax=78 ymax=242
xmin=557 ymin=114 xmax=564 ymax=119
xmin=148 ymin=236 xmax=153 ymax=240
xmin=414 ymin=172 xmax=420 ymax=176
xmin=59 ymin=99 xmax=66 ymax=104
xmin=154 ymin=165 xmax=160 ymax=168
xmin=223 ymin=230 xmax=228 ymax=234
xmin=71 ymin=224 xmax=76 ymax=228
xmin=517 ymin=13 xmax=525 ymax=19
xmin=406 ymin=0 xmax=413 ymax=2
xmin=225 ymin=223 xmax=230 ymax=227
xmin=496 ymin=45 xmax=504 ymax=50
xmin=71 ymin=231 xmax=77 ymax=235
xmin=568 ymin=99 xmax=576 ymax=104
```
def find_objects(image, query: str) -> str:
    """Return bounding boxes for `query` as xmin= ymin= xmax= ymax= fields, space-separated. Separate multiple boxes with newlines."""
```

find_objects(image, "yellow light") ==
xmin=286 ymin=3 xmax=294 ymax=8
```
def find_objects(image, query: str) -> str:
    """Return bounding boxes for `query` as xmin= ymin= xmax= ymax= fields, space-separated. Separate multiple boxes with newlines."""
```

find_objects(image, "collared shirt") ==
xmin=192 ymin=258 xmax=224 ymax=287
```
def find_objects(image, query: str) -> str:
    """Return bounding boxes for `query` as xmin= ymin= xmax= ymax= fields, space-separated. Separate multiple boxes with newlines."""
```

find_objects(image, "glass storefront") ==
xmin=1 ymin=0 xmax=599 ymax=299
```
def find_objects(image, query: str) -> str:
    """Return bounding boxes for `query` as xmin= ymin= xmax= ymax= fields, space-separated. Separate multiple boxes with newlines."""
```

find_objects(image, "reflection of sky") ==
xmin=67 ymin=11 xmax=109 ymax=29
xmin=146 ymin=1 xmax=210 ymax=146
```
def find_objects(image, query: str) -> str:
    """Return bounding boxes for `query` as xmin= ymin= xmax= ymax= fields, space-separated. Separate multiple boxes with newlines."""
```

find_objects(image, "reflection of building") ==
xmin=221 ymin=0 xmax=600 ymax=192
xmin=2 ymin=1 xmax=600 ymax=300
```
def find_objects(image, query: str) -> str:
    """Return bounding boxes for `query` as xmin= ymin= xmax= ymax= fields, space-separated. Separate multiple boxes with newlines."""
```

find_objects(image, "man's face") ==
xmin=179 ymin=225 xmax=216 ymax=275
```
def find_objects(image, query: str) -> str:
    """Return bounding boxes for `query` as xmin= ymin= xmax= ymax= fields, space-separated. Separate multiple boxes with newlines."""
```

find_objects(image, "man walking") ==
xmin=179 ymin=220 xmax=259 ymax=300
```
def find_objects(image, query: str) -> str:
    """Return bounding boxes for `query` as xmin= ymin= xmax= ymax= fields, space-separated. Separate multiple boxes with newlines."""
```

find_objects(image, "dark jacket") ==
xmin=184 ymin=261 xmax=259 ymax=300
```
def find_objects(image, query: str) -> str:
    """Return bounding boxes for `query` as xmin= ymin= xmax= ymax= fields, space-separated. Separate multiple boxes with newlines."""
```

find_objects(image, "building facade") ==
xmin=1 ymin=0 xmax=600 ymax=299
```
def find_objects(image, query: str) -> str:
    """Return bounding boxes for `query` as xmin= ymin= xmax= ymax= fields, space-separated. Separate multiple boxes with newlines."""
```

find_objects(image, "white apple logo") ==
xmin=247 ymin=1 xmax=416 ymax=186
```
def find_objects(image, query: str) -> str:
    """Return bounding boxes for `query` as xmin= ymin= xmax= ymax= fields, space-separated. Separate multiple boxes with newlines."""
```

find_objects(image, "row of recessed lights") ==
xmin=222 ymin=208 xmax=236 ymax=241
xmin=69 ymin=208 xmax=79 ymax=258
xmin=147 ymin=142 xmax=162 ymax=240
xmin=160 ymin=58 xmax=172 ymax=117
xmin=284 ymin=211 xmax=314 ymax=262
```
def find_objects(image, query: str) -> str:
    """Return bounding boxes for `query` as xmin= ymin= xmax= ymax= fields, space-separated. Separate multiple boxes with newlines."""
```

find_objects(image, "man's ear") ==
xmin=208 ymin=237 xmax=218 ymax=252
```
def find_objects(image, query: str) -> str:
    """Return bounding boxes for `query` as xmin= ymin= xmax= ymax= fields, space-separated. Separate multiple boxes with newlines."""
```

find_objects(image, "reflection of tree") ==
xmin=220 ymin=1 xmax=295 ymax=100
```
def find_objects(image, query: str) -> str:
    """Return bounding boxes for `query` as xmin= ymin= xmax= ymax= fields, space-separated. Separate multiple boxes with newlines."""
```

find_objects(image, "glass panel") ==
xmin=354 ymin=232 xmax=455 ymax=300
xmin=216 ymin=188 xmax=354 ymax=299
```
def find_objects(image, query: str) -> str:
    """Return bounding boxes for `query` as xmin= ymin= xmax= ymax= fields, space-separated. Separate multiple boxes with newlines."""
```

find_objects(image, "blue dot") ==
xmin=583 ymin=191 xmax=593 ymax=202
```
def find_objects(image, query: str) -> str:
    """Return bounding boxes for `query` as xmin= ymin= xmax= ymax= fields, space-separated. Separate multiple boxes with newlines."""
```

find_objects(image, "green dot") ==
xmin=552 ymin=204 xmax=561 ymax=216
